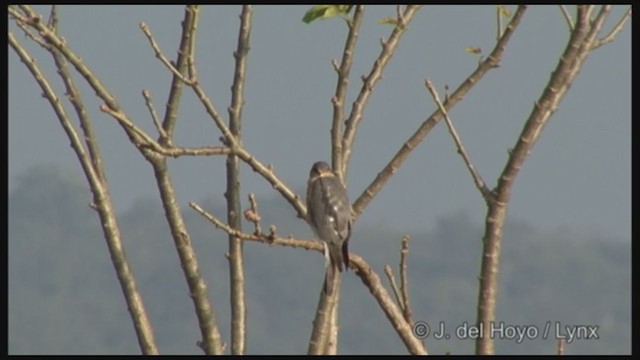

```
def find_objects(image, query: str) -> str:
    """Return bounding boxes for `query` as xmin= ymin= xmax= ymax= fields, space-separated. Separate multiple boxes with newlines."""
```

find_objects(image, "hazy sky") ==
xmin=9 ymin=5 xmax=631 ymax=241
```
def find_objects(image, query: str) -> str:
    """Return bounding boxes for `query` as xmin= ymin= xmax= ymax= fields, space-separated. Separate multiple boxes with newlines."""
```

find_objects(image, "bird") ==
xmin=306 ymin=161 xmax=352 ymax=294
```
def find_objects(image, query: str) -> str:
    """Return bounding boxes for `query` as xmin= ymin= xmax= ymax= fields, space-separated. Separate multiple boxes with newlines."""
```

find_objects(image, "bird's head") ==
xmin=310 ymin=161 xmax=333 ymax=178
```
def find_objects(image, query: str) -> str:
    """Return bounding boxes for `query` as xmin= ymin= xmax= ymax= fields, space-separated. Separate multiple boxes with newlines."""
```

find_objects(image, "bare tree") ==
xmin=8 ymin=5 xmax=630 ymax=355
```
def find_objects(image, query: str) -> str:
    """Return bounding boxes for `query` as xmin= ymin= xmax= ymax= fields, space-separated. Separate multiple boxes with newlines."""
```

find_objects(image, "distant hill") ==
xmin=8 ymin=165 xmax=631 ymax=354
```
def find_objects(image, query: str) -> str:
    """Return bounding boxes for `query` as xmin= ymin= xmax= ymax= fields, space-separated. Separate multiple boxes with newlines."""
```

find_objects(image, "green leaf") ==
xmin=378 ymin=16 xmax=405 ymax=30
xmin=464 ymin=46 xmax=482 ymax=55
xmin=302 ymin=5 xmax=353 ymax=24
xmin=378 ymin=17 xmax=399 ymax=26
xmin=497 ymin=5 xmax=511 ymax=18
xmin=465 ymin=46 xmax=483 ymax=65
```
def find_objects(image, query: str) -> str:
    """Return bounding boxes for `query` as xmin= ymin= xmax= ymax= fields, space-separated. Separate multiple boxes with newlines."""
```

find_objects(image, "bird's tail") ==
xmin=323 ymin=241 xmax=349 ymax=294
xmin=328 ymin=242 xmax=347 ymax=272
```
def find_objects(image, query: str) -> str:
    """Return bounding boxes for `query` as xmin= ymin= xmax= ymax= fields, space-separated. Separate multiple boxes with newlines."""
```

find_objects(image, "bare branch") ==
xmin=33 ymin=4 xmax=226 ymax=353
xmin=475 ymin=7 xmax=609 ymax=354
xmin=331 ymin=58 xmax=340 ymax=72
xmin=226 ymin=5 xmax=253 ymax=355
xmin=161 ymin=5 xmax=200 ymax=139
xmin=190 ymin=202 xmax=321 ymax=251
xmin=228 ymin=5 xmax=253 ymax=129
xmin=11 ymin=6 xmax=164 ymax=156
xmin=324 ymin=268 xmax=343 ymax=353
xmin=191 ymin=81 xmax=238 ymax=147
xmin=9 ymin=30 xmax=160 ymax=355
xmin=8 ymin=7 xmax=50 ymax=49
xmin=399 ymin=235 xmax=413 ymax=324
xmin=99 ymin=105 xmax=161 ymax=149
xmin=577 ymin=5 xmax=595 ymax=23
xmin=592 ymin=6 xmax=631 ymax=49
xmin=139 ymin=22 xmax=195 ymax=85
xmin=308 ymin=270 xmax=341 ymax=355
xmin=234 ymin=147 xmax=308 ymax=219
xmin=244 ymin=193 xmax=263 ymax=236
xmin=142 ymin=89 xmax=168 ymax=141
xmin=178 ymin=18 xmax=304 ymax=221
xmin=306 ymin=8 xmax=370 ymax=351
xmin=340 ymin=5 xmax=421 ymax=180
xmin=10 ymin=7 xmax=228 ymax=353
xmin=424 ymin=79 xmax=492 ymax=199
xmin=18 ymin=6 xmax=115 ymax=108
xmin=325 ymin=280 xmax=342 ymax=355
xmin=48 ymin=19 xmax=108 ymax=184
xmin=193 ymin=196 xmax=340 ymax=356
xmin=331 ymin=5 xmax=365 ymax=182
xmin=46 ymin=5 xmax=57 ymax=28
xmin=396 ymin=5 xmax=403 ymax=23
xmin=158 ymin=145 xmax=232 ymax=157
xmin=165 ymin=71 xmax=307 ymax=220
xmin=352 ymin=5 xmax=528 ymax=219
xmin=151 ymin=159 xmax=224 ymax=355
xmin=191 ymin=82 xmax=308 ymax=219
xmin=558 ymin=5 xmax=574 ymax=30
xmin=583 ymin=6 xmax=612 ymax=52
xmin=351 ymin=255 xmax=428 ymax=354
xmin=8 ymin=31 xmax=88 ymax=212
xmin=384 ymin=265 xmax=404 ymax=311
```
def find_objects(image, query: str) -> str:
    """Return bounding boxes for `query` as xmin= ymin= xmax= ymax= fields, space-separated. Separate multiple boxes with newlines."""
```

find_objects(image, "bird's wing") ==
xmin=321 ymin=176 xmax=352 ymax=241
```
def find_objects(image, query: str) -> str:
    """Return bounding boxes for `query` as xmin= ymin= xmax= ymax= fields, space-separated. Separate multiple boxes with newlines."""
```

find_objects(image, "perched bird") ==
xmin=306 ymin=161 xmax=352 ymax=294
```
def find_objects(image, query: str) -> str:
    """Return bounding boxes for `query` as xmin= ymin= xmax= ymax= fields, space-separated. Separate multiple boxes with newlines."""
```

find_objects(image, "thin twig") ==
xmin=13 ymin=5 xmax=148 ymax=157
xmin=592 ymin=6 xmax=630 ymax=49
xmin=578 ymin=5 xmax=595 ymax=24
xmin=191 ymin=82 xmax=238 ymax=147
xmin=190 ymin=202 xmax=321 ymax=252
xmin=340 ymin=5 xmax=421 ymax=180
xmin=351 ymin=255 xmax=428 ymax=355
xmin=234 ymin=147 xmax=308 ymax=219
xmin=47 ymin=9 xmax=108 ymax=184
xmin=173 ymin=12 xmax=304 ymax=220
xmin=159 ymin=145 xmax=232 ymax=157
xmin=8 ymin=32 xmax=95 ymax=197
xmin=172 ymin=72 xmax=308 ymax=219
xmin=244 ymin=193 xmax=263 ymax=236
xmin=496 ymin=6 xmax=503 ymax=40
xmin=142 ymin=89 xmax=168 ymax=141
xmin=227 ymin=6 xmax=253 ymax=355
xmin=584 ymin=6 xmax=613 ymax=51
xmin=558 ymin=5 xmax=574 ymax=30
xmin=331 ymin=5 xmax=365 ymax=182
xmin=8 ymin=7 xmax=50 ymax=49
xmin=351 ymin=5 xmax=528 ymax=219
xmin=9 ymin=29 xmax=160 ymax=355
xmin=399 ymin=235 xmax=413 ymax=324
xmin=99 ymin=105 xmax=165 ymax=152
xmin=46 ymin=5 xmax=57 ymax=28
xmin=161 ymin=5 xmax=199 ymax=139
xmin=384 ymin=265 xmax=404 ymax=311
xmin=13 ymin=6 xmax=125 ymax=121
xmin=424 ymin=79 xmax=491 ymax=199
xmin=139 ymin=22 xmax=195 ymax=85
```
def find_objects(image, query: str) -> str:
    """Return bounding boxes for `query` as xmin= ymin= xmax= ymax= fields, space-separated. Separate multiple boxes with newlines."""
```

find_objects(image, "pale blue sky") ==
xmin=9 ymin=5 xmax=631 ymax=240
